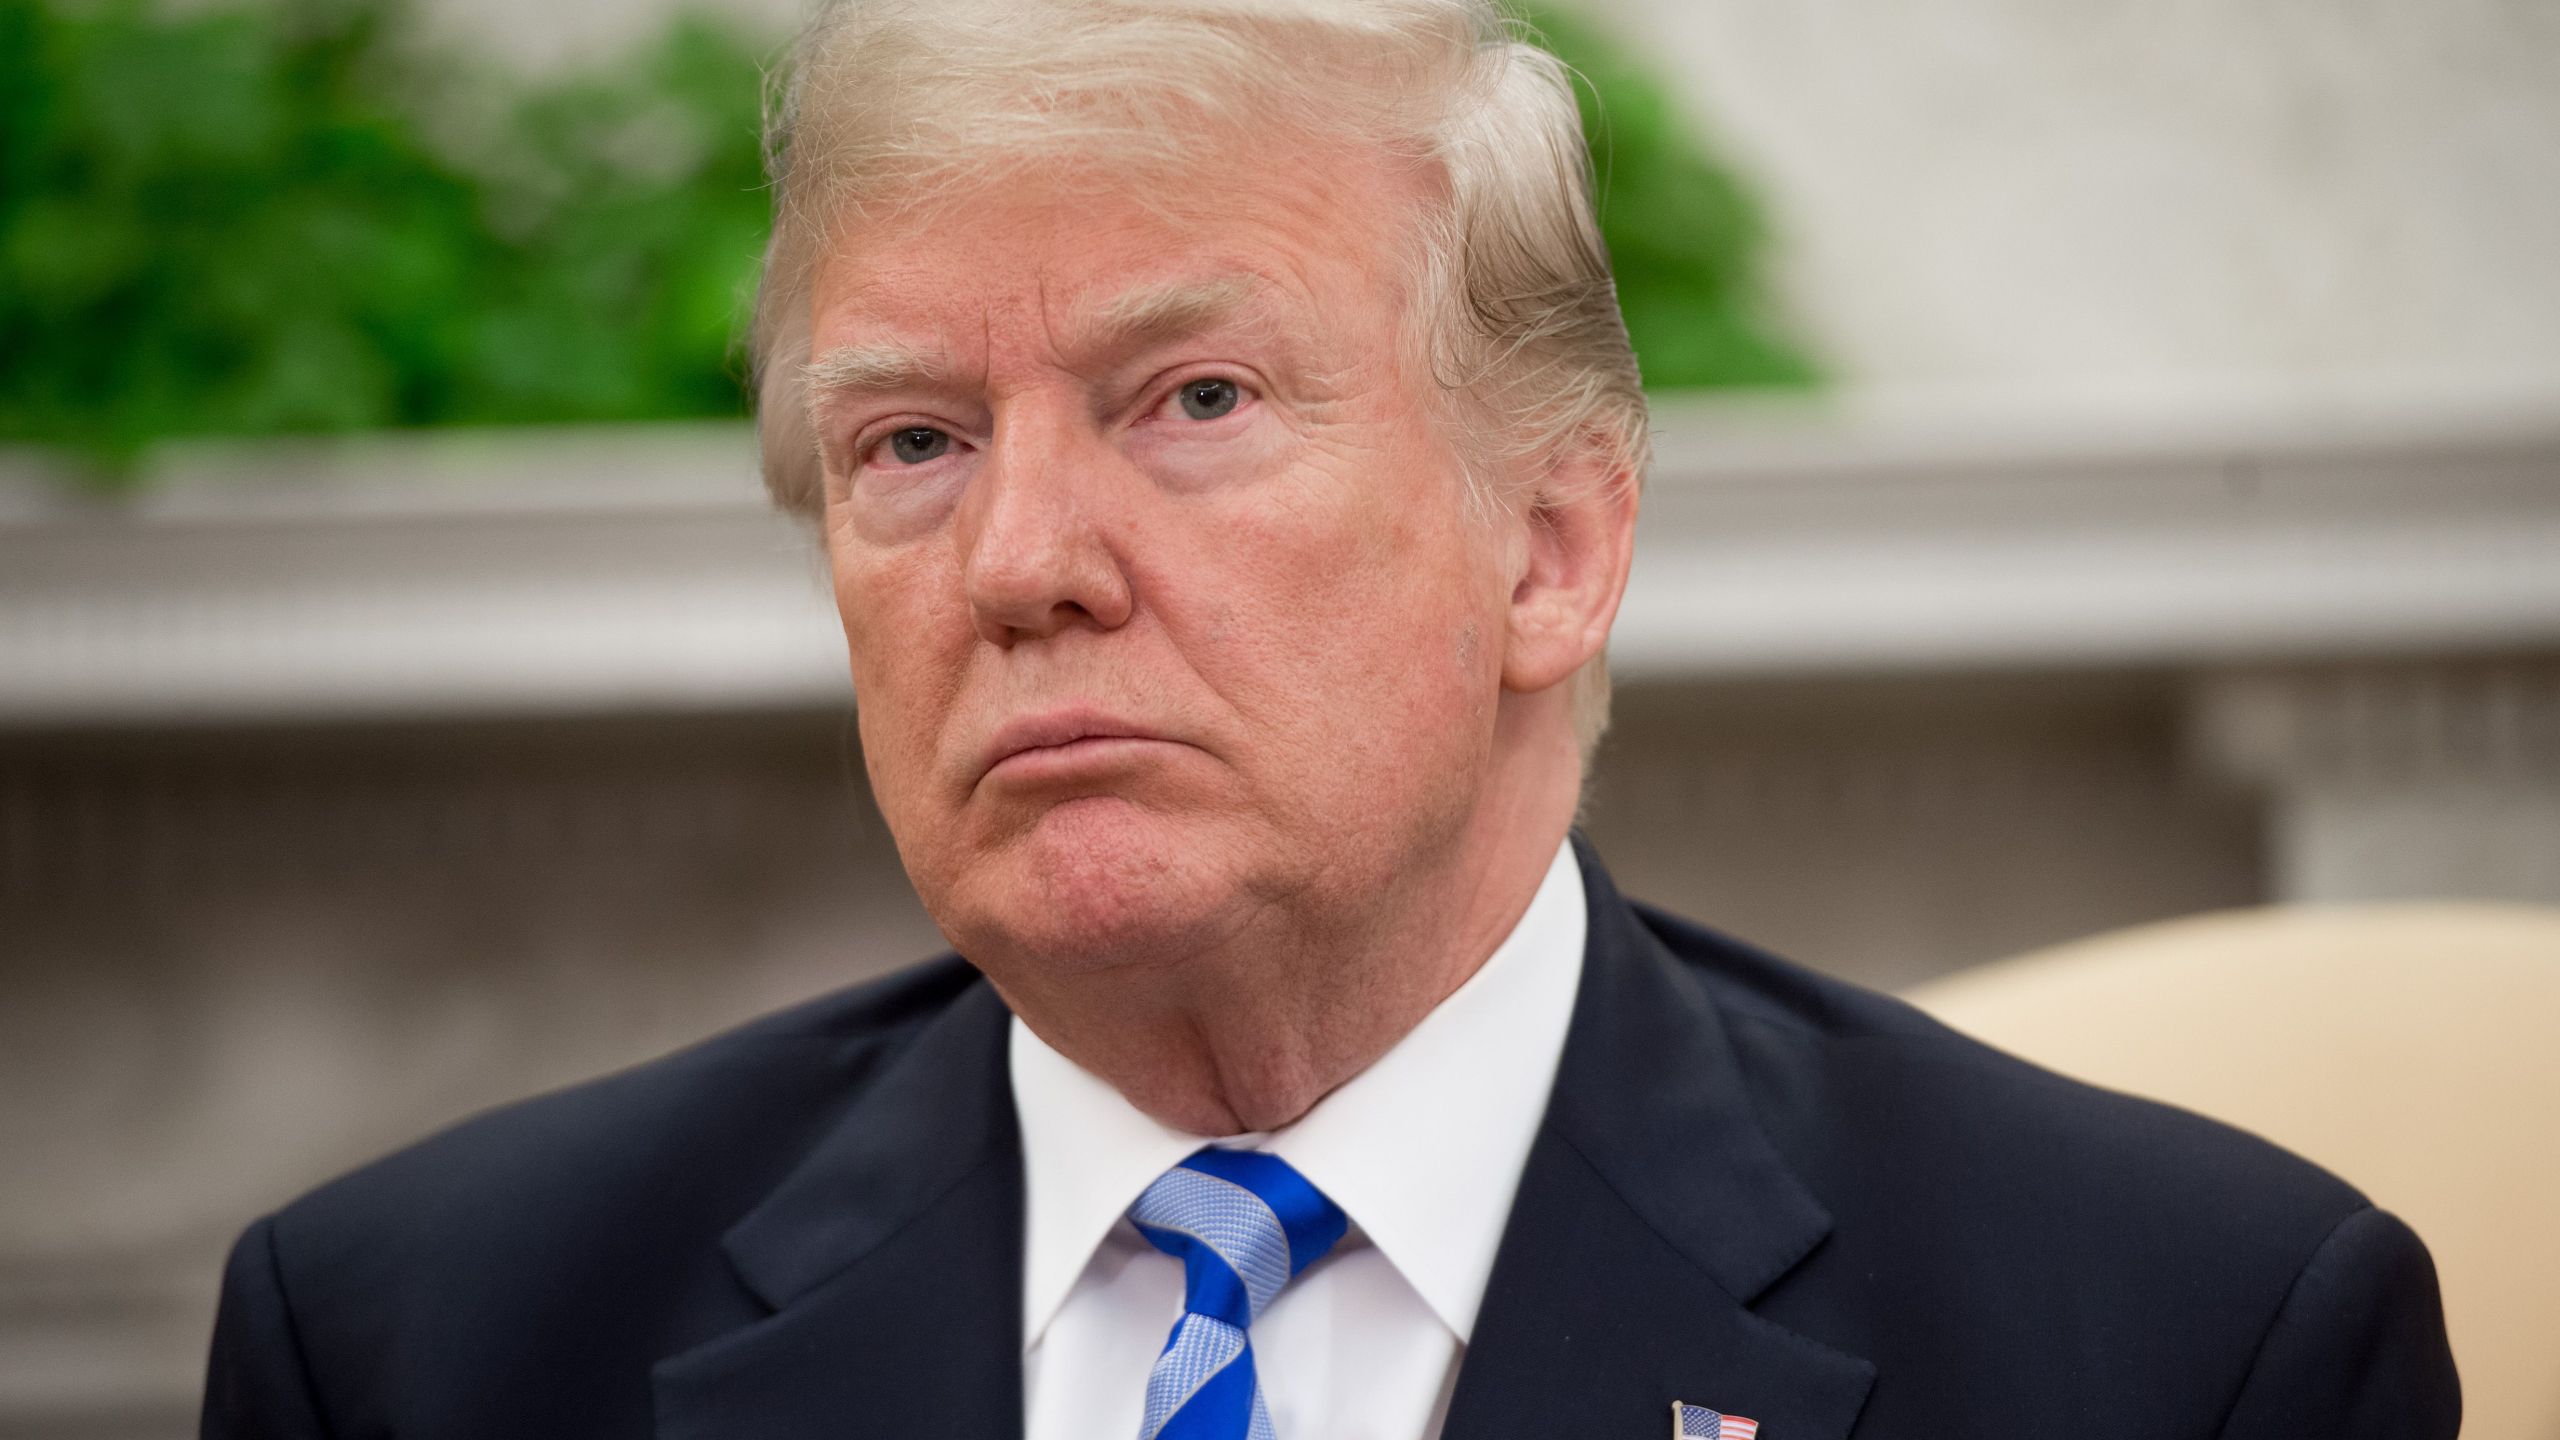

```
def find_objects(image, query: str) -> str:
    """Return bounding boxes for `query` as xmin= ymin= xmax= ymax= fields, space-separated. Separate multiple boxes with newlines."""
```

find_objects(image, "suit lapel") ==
xmin=1444 ymin=841 xmax=1875 ymax=1440
xmin=654 ymin=980 xmax=1025 ymax=1440
xmin=649 ymin=842 xmax=1870 ymax=1440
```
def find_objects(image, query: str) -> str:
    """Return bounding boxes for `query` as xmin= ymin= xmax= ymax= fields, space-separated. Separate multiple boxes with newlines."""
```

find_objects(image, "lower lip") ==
xmin=984 ymin=735 xmax=1178 ymax=786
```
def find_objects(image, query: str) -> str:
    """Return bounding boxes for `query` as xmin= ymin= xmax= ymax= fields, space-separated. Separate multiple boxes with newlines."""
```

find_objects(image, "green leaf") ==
xmin=1 ymin=0 xmax=1811 ymax=489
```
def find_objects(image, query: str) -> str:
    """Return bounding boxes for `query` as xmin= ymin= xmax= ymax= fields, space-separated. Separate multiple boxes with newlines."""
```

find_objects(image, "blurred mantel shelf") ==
xmin=3 ymin=383 xmax=2558 ymax=725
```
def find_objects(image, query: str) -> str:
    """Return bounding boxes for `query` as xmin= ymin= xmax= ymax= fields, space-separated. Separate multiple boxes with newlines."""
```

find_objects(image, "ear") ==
xmin=1501 ymin=432 xmax=1639 ymax=696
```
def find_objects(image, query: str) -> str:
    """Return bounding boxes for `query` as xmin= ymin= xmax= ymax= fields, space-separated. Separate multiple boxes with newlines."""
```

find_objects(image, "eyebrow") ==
xmin=801 ymin=274 xmax=1272 ymax=414
xmin=1073 ymin=275 xmax=1264 ymax=353
xmin=803 ymin=341 xmax=949 ymax=405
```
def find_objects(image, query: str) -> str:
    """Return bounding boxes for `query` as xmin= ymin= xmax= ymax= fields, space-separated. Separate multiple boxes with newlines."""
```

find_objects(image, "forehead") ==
xmin=806 ymin=138 xmax=1433 ymax=354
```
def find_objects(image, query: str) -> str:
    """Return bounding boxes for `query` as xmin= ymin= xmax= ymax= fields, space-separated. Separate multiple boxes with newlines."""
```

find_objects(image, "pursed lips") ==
xmin=975 ymin=709 xmax=1185 ymax=789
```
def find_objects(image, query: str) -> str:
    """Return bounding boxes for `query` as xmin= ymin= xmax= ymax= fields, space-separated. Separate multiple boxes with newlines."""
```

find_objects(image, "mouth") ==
xmin=977 ymin=709 xmax=1184 ymax=790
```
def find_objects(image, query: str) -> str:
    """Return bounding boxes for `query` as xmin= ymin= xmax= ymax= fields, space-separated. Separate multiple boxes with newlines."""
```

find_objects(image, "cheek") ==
xmin=829 ymin=541 xmax=970 ymax=791
xmin=843 ymin=458 xmax=973 ymax=545
xmin=1199 ymin=469 xmax=1502 ymax=762
xmin=830 ymin=512 xmax=958 ymax=650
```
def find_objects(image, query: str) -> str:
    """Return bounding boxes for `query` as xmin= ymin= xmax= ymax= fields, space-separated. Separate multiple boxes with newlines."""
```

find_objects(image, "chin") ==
xmin=933 ymin=796 xmax=1248 ymax=976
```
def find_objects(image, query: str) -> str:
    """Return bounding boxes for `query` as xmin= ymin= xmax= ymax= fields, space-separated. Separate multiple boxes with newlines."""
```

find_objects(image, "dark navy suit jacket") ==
xmin=204 ymin=843 xmax=2460 ymax=1438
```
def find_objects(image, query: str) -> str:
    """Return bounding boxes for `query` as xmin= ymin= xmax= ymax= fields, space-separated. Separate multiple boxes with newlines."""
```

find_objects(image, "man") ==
xmin=203 ymin=1 xmax=2459 ymax=1436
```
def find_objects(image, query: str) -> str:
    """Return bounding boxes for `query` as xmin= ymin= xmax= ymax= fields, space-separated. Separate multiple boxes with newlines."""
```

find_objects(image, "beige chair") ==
xmin=1906 ymin=905 xmax=2560 ymax=1440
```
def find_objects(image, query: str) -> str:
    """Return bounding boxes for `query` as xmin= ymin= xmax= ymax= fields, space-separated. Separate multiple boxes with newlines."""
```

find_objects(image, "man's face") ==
xmin=806 ymin=141 xmax=1520 ymax=980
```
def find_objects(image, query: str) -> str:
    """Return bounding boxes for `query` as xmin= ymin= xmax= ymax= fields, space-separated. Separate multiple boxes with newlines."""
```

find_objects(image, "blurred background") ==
xmin=4 ymin=0 xmax=2558 ymax=1436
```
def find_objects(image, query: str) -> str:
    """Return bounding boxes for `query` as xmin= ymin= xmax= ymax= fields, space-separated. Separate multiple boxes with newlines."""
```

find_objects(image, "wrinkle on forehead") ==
xmin=803 ymin=150 xmax=1413 ymax=404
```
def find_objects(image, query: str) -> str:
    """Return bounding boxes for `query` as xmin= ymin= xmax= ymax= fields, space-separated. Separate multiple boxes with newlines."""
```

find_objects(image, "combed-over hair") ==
xmin=750 ymin=0 xmax=1648 ymax=752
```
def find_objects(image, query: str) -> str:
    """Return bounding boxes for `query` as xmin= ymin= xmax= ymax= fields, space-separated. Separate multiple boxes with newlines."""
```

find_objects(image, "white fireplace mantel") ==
xmin=4 ymin=383 xmax=2557 ymax=725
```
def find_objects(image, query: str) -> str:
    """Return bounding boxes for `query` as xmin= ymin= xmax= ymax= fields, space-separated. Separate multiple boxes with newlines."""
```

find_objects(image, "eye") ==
xmin=880 ymin=426 xmax=951 ymax=465
xmin=1175 ymin=378 xmax=1241 ymax=421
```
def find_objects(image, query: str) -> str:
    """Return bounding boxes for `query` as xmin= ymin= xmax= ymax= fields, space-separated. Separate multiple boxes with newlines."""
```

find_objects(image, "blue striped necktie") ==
xmin=1127 ymin=1147 xmax=1349 ymax=1440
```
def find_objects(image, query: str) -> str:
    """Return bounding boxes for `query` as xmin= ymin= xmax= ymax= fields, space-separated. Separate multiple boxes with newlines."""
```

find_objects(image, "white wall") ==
xmin=423 ymin=0 xmax=2560 ymax=405
xmin=420 ymin=0 xmax=802 ymax=70
xmin=1578 ymin=0 xmax=2560 ymax=401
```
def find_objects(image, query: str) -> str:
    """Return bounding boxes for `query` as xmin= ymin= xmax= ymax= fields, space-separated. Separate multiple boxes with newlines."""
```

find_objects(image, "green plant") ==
xmin=0 ymin=0 xmax=1810 ymax=486
xmin=0 ymin=0 xmax=771 ymax=480
xmin=1529 ymin=5 xmax=1815 ymax=389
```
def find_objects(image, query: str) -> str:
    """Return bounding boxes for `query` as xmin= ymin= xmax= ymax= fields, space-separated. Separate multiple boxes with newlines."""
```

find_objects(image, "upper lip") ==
xmin=977 ymin=708 xmax=1170 ymax=782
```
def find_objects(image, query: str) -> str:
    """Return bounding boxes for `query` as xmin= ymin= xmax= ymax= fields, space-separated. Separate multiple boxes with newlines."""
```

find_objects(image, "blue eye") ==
xmin=885 ymin=427 xmax=949 ymax=464
xmin=1177 ymin=379 xmax=1240 ymax=420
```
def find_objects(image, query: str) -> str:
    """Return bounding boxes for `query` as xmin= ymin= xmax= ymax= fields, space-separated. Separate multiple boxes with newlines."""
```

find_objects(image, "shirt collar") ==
xmin=1009 ymin=838 xmax=1587 ymax=1349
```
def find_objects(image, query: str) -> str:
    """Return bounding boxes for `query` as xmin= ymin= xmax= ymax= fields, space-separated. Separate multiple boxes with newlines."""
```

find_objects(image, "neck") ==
xmin=996 ymin=711 xmax=1582 ymax=1136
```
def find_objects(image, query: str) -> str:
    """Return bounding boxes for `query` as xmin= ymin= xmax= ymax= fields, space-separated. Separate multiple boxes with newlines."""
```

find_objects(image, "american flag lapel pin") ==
xmin=1672 ymin=1401 xmax=1761 ymax=1439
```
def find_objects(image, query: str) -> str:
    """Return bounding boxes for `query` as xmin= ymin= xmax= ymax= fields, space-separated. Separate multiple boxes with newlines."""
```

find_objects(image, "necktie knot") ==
xmin=1126 ymin=1148 xmax=1347 ymax=1439
xmin=1130 ymin=1147 xmax=1346 ymax=1327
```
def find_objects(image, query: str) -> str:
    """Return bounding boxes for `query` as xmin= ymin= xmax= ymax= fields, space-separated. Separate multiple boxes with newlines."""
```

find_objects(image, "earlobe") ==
xmin=1500 ymin=438 xmax=1639 ymax=696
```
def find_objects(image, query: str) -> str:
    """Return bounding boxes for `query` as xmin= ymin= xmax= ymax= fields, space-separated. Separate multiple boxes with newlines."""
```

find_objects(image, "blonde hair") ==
xmin=751 ymin=0 xmax=1647 ymax=751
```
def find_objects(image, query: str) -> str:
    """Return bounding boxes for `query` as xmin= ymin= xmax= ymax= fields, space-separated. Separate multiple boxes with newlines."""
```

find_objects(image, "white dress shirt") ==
xmin=1011 ymin=839 xmax=1588 ymax=1440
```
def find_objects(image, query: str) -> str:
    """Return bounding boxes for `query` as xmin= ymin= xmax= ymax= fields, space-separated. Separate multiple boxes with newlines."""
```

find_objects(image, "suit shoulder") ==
xmin=264 ymin=953 xmax=983 ymax=1253
xmin=1622 ymin=908 xmax=2457 ymax=1427
xmin=1634 ymin=903 xmax=2372 ymax=1247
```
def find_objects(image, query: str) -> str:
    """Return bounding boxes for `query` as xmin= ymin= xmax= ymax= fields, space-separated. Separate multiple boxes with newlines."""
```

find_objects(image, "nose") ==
xmin=958 ymin=412 xmax=1137 ymax=646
